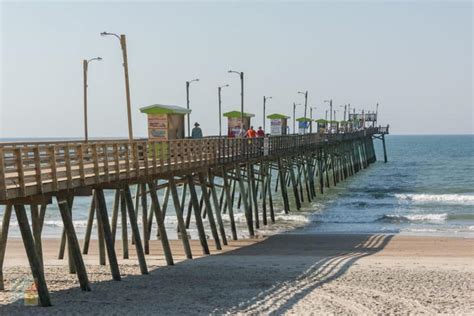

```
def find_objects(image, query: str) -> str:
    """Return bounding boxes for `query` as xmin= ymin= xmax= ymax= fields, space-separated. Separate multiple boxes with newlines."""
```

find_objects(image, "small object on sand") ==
xmin=24 ymin=282 xmax=38 ymax=306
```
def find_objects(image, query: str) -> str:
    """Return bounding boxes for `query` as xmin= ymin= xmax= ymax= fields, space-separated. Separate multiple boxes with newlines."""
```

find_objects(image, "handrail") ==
xmin=0 ymin=127 xmax=387 ymax=201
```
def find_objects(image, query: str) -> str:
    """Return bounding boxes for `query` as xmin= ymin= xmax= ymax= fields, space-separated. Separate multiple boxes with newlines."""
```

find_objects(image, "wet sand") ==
xmin=0 ymin=234 xmax=473 ymax=315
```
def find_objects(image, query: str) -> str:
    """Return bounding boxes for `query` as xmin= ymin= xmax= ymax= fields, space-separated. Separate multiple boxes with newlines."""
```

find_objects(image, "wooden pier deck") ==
xmin=0 ymin=127 xmax=388 ymax=306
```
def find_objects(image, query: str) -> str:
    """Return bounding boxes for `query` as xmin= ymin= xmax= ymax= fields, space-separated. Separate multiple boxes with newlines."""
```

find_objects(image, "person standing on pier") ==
xmin=246 ymin=126 xmax=257 ymax=138
xmin=191 ymin=122 xmax=203 ymax=139
xmin=257 ymin=126 xmax=265 ymax=137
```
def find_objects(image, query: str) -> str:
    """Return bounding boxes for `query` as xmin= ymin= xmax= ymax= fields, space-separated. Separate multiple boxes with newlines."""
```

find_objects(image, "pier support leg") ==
xmin=198 ymin=172 xmax=222 ymax=250
xmin=0 ymin=205 xmax=12 ymax=291
xmin=95 ymin=189 xmax=121 ymax=281
xmin=169 ymin=177 xmax=192 ymax=259
xmin=124 ymin=185 xmax=148 ymax=274
xmin=30 ymin=204 xmax=43 ymax=268
xmin=187 ymin=174 xmax=210 ymax=255
xmin=111 ymin=190 xmax=120 ymax=245
xmin=248 ymin=164 xmax=259 ymax=230
xmin=235 ymin=164 xmax=254 ymax=237
xmin=382 ymin=134 xmax=388 ymax=163
xmin=57 ymin=196 xmax=91 ymax=292
xmin=208 ymin=170 xmax=228 ymax=246
xmin=139 ymin=183 xmax=149 ymax=254
xmin=277 ymin=159 xmax=290 ymax=214
xmin=120 ymin=189 xmax=129 ymax=259
xmin=288 ymin=161 xmax=301 ymax=210
xmin=148 ymin=182 xmax=174 ymax=266
xmin=82 ymin=192 xmax=95 ymax=255
xmin=14 ymin=204 xmax=51 ymax=306
xmin=222 ymin=167 xmax=238 ymax=240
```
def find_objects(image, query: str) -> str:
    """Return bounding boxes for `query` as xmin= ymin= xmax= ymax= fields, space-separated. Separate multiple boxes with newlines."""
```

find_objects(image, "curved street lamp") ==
xmin=298 ymin=90 xmax=308 ymax=133
xmin=263 ymin=96 xmax=272 ymax=132
xmin=218 ymin=84 xmax=230 ymax=137
xmin=186 ymin=78 xmax=200 ymax=137
xmin=101 ymin=31 xmax=133 ymax=141
xmin=293 ymin=102 xmax=301 ymax=134
xmin=228 ymin=70 xmax=244 ymax=134
xmin=309 ymin=106 xmax=317 ymax=133
xmin=83 ymin=57 xmax=103 ymax=142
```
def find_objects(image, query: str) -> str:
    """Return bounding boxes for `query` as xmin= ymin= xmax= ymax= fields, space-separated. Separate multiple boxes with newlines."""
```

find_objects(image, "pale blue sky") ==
xmin=1 ymin=0 xmax=472 ymax=138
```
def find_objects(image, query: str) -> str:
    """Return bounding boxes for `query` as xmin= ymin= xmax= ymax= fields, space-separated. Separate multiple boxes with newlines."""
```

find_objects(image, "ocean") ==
xmin=1 ymin=135 xmax=473 ymax=239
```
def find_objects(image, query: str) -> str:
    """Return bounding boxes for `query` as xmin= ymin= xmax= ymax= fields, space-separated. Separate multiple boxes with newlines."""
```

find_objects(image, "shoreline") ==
xmin=1 ymin=233 xmax=473 ymax=314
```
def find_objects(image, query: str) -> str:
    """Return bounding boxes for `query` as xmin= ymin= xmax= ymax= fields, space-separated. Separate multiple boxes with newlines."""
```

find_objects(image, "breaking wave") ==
xmin=395 ymin=193 xmax=474 ymax=204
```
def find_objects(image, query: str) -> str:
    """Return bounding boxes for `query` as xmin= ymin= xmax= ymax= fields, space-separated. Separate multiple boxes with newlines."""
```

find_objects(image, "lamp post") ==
xmin=324 ymin=99 xmax=333 ymax=130
xmin=263 ymin=96 xmax=272 ymax=132
xmin=100 ymin=31 xmax=133 ymax=141
xmin=298 ymin=90 xmax=308 ymax=133
xmin=186 ymin=78 xmax=200 ymax=137
xmin=376 ymin=103 xmax=379 ymax=126
xmin=293 ymin=103 xmax=301 ymax=134
xmin=83 ymin=57 xmax=102 ymax=142
xmin=339 ymin=104 xmax=347 ymax=121
xmin=228 ymin=70 xmax=244 ymax=134
xmin=309 ymin=106 xmax=316 ymax=133
xmin=218 ymin=84 xmax=229 ymax=137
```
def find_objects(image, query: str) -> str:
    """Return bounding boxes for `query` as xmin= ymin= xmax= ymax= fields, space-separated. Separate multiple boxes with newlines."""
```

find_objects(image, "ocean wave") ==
xmin=395 ymin=193 xmax=474 ymax=204
xmin=377 ymin=213 xmax=448 ymax=223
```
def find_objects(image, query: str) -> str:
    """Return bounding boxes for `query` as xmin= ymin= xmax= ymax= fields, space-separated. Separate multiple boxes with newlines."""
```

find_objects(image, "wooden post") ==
xmin=288 ymin=161 xmax=301 ymax=210
xmin=57 ymin=196 xmax=91 ymax=291
xmin=96 ymin=193 xmax=106 ymax=266
xmin=277 ymin=158 xmax=290 ymax=214
xmin=30 ymin=204 xmax=43 ymax=268
xmin=208 ymin=170 xmax=228 ymax=246
xmin=95 ymin=189 xmax=121 ymax=281
xmin=148 ymin=182 xmax=174 ymax=266
xmin=382 ymin=134 xmax=388 ymax=163
xmin=197 ymin=172 xmax=221 ymax=250
xmin=267 ymin=167 xmax=275 ymax=223
xmin=0 ymin=205 xmax=12 ymax=290
xmin=235 ymin=164 xmax=254 ymax=237
xmin=222 ymin=167 xmax=238 ymax=240
xmin=14 ymin=204 xmax=51 ymax=306
xmin=140 ymin=183 xmax=149 ymax=254
xmin=111 ymin=190 xmax=120 ymax=245
xmin=123 ymin=185 xmax=148 ymax=274
xmin=169 ymin=177 xmax=192 ymax=259
xmin=82 ymin=191 xmax=96 ymax=254
xmin=247 ymin=164 xmax=259 ymax=229
xmin=187 ymin=174 xmax=210 ymax=255
xmin=120 ymin=189 xmax=129 ymax=259
xmin=261 ymin=163 xmax=268 ymax=225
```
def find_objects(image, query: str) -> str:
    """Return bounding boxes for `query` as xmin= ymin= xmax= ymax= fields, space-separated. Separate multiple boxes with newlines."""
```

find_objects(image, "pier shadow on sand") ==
xmin=1 ymin=233 xmax=394 ymax=315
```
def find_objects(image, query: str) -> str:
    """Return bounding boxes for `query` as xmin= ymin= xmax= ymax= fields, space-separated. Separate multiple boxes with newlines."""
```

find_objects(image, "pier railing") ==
xmin=0 ymin=127 xmax=386 ymax=201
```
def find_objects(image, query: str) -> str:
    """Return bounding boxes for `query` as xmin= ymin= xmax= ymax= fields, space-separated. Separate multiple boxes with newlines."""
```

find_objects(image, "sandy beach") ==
xmin=0 ymin=233 xmax=472 ymax=315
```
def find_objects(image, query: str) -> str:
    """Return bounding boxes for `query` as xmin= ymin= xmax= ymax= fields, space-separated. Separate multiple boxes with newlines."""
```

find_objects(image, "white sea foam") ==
xmin=395 ymin=193 xmax=474 ymax=204
xmin=379 ymin=213 xmax=448 ymax=223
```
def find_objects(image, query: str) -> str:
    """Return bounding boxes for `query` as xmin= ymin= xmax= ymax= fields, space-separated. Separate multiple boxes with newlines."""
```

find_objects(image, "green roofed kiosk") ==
xmin=140 ymin=104 xmax=191 ymax=140
xmin=296 ymin=117 xmax=313 ymax=134
xmin=267 ymin=113 xmax=290 ymax=135
xmin=315 ymin=119 xmax=328 ymax=133
xmin=223 ymin=110 xmax=255 ymax=137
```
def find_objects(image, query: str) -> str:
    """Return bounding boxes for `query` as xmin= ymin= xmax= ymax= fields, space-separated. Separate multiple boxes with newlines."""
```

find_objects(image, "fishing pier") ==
xmin=0 ymin=126 xmax=389 ymax=306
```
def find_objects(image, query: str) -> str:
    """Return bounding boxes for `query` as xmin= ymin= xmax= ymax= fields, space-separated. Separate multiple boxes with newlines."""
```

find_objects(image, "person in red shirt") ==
xmin=246 ymin=126 xmax=257 ymax=138
xmin=257 ymin=126 xmax=265 ymax=137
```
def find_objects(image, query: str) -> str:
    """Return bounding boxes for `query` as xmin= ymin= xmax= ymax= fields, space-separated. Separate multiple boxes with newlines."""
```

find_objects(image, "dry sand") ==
xmin=0 ymin=234 xmax=473 ymax=315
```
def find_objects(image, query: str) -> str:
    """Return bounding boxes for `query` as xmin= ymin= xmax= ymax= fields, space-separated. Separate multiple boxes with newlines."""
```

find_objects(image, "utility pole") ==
xmin=263 ymin=96 xmax=272 ymax=132
xmin=101 ymin=32 xmax=133 ymax=141
xmin=218 ymin=84 xmax=229 ymax=137
xmin=83 ymin=57 xmax=102 ymax=142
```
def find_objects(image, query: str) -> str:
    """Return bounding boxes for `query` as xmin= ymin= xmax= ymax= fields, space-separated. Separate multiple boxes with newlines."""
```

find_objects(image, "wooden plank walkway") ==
xmin=0 ymin=128 xmax=387 ymax=203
